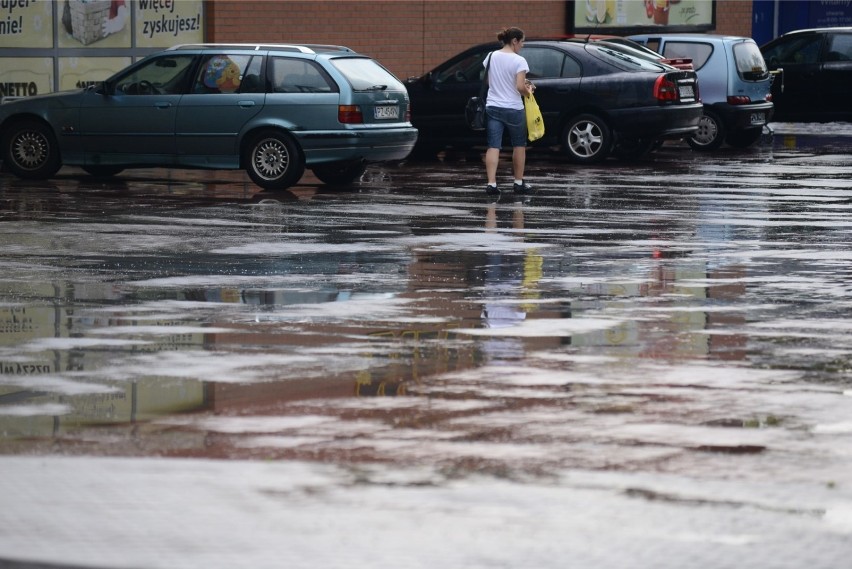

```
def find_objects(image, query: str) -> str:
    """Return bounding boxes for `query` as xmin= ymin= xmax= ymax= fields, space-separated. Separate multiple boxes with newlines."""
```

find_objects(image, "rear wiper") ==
xmin=367 ymin=84 xmax=388 ymax=91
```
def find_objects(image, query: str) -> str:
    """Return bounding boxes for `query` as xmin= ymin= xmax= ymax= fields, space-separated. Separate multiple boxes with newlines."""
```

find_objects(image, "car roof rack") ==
xmin=167 ymin=43 xmax=355 ymax=54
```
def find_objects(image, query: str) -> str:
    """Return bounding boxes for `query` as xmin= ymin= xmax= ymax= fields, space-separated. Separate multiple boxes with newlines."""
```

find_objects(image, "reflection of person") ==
xmin=479 ymin=203 xmax=540 ymax=361
xmin=484 ymin=27 xmax=535 ymax=197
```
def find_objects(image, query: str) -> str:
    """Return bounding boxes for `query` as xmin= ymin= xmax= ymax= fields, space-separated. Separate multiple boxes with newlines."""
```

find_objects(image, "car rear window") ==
xmin=733 ymin=42 xmax=769 ymax=80
xmin=662 ymin=42 xmax=713 ymax=70
xmin=331 ymin=57 xmax=406 ymax=92
xmin=271 ymin=58 xmax=334 ymax=93
xmin=587 ymin=44 xmax=666 ymax=71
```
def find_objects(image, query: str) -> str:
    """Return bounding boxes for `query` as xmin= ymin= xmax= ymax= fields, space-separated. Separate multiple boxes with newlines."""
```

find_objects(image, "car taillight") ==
xmin=765 ymin=93 xmax=772 ymax=102
xmin=654 ymin=75 xmax=677 ymax=102
xmin=727 ymin=95 xmax=752 ymax=105
xmin=338 ymin=105 xmax=363 ymax=124
xmin=405 ymin=104 xmax=411 ymax=122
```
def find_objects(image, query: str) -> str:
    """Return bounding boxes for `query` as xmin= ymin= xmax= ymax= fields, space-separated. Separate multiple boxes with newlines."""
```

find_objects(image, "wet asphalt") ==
xmin=1 ymin=124 xmax=852 ymax=568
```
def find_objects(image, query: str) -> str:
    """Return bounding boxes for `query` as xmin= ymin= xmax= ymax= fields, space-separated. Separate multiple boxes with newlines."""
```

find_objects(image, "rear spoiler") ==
xmin=661 ymin=57 xmax=694 ymax=70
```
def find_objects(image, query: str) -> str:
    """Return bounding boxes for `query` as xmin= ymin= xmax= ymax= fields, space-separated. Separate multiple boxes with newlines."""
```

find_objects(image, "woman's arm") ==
xmin=516 ymin=72 xmax=534 ymax=96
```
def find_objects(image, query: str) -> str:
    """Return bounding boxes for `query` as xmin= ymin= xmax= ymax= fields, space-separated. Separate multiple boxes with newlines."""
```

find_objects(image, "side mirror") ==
xmin=88 ymin=81 xmax=107 ymax=95
xmin=406 ymin=73 xmax=431 ymax=87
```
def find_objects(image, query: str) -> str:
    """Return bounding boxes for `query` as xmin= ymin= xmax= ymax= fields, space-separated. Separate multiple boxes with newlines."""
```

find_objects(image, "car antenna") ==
xmin=585 ymin=18 xmax=600 ymax=43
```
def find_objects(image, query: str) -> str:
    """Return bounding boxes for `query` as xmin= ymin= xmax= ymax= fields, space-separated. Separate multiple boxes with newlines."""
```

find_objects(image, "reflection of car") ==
xmin=0 ymin=44 xmax=417 ymax=190
xmin=405 ymin=39 xmax=702 ymax=163
xmin=760 ymin=27 xmax=852 ymax=122
xmin=629 ymin=33 xmax=774 ymax=150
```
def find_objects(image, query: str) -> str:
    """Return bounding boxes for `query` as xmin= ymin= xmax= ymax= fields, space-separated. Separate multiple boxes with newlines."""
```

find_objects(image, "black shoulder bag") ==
xmin=464 ymin=53 xmax=492 ymax=131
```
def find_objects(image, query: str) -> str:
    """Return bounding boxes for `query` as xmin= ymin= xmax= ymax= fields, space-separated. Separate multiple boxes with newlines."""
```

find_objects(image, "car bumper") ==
xmin=298 ymin=127 xmax=419 ymax=163
xmin=608 ymin=103 xmax=703 ymax=139
xmin=711 ymin=101 xmax=774 ymax=131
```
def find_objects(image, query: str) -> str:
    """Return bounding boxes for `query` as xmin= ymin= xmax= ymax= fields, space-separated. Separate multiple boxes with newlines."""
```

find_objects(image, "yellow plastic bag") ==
xmin=525 ymin=93 xmax=545 ymax=142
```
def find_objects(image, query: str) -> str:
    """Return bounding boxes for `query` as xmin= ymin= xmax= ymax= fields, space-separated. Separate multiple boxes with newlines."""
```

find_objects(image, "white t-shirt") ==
xmin=484 ymin=50 xmax=529 ymax=111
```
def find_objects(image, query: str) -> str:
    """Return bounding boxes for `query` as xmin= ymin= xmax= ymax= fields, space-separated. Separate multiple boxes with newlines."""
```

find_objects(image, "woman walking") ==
xmin=484 ymin=27 xmax=535 ymax=197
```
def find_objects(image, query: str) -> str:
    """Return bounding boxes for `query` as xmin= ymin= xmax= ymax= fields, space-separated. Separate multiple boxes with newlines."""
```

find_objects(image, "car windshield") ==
xmin=331 ymin=57 xmax=405 ymax=91
xmin=587 ymin=44 xmax=666 ymax=71
xmin=733 ymin=42 xmax=769 ymax=80
xmin=433 ymin=51 xmax=488 ymax=83
xmin=762 ymin=34 xmax=822 ymax=65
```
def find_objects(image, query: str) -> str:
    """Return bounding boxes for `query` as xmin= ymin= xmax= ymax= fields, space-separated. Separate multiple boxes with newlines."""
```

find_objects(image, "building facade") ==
xmin=1 ymin=1 xmax=850 ymax=98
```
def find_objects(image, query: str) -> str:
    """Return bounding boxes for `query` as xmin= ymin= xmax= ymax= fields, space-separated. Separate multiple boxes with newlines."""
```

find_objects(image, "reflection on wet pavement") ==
xmin=2 ymin=125 xmax=852 ymax=567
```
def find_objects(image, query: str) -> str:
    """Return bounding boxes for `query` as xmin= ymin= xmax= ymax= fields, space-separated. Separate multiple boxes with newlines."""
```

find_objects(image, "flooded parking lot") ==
xmin=2 ymin=124 xmax=852 ymax=568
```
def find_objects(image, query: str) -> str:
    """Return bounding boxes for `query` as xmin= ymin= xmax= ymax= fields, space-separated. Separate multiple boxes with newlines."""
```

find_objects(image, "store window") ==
xmin=0 ymin=1 xmax=205 ymax=98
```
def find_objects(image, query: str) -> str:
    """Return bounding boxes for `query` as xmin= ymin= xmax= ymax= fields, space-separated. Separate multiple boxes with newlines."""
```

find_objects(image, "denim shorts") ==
xmin=486 ymin=106 xmax=527 ymax=149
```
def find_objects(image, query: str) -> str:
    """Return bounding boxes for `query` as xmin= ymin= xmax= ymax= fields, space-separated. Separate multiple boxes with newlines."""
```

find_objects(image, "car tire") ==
xmin=312 ymin=161 xmax=367 ymax=186
xmin=725 ymin=128 xmax=763 ymax=149
xmin=687 ymin=110 xmax=726 ymax=151
xmin=82 ymin=166 xmax=124 ymax=178
xmin=562 ymin=114 xmax=612 ymax=164
xmin=244 ymin=130 xmax=305 ymax=191
xmin=2 ymin=119 xmax=62 ymax=180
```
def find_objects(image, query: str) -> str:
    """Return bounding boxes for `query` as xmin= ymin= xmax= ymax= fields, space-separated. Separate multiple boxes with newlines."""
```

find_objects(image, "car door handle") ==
xmin=238 ymin=100 xmax=256 ymax=108
xmin=154 ymin=102 xmax=172 ymax=109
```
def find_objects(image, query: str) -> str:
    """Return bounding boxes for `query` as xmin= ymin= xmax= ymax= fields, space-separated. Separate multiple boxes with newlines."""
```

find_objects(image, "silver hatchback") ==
xmin=0 ymin=43 xmax=418 ymax=190
xmin=629 ymin=34 xmax=774 ymax=150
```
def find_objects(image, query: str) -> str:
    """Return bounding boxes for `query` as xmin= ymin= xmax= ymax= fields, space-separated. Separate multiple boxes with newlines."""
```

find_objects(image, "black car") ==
xmin=404 ymin=39 xmax=703 ymax=163
xmin=761 ymin=27 xmax=852 ymax=122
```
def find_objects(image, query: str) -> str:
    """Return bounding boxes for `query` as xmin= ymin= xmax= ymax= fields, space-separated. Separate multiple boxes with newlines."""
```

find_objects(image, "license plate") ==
xmin=678 ymin=85 xmax=694 ymax=98
xmin=750 ymin=112 xmax=765 ymax=126
xmin=374 ymin=105 xmax=399 ymax=119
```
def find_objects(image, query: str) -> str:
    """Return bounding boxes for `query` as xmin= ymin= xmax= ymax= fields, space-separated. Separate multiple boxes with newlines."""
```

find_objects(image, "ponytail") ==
xmin=497 ymin=27 xmax=525 ymax=45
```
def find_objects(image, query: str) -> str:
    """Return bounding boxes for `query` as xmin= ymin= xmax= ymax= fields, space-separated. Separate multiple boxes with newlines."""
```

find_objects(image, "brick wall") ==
xmin=207 ymin=0 xmax=752 ymax=79
xmin=715 ymin=0 xmax=754 ymax=37
xmin=207 ymin=0 xmax=568 ymax=79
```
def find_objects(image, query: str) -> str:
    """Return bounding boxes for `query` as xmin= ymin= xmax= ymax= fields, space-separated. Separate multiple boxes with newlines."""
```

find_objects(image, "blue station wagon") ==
xmin=0 ymin=44 xmax=418 ymax=190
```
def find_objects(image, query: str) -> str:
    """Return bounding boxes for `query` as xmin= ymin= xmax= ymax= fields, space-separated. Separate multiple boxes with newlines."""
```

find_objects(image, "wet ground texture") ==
xmin=2 ymin=124 xmax=852 ymax=568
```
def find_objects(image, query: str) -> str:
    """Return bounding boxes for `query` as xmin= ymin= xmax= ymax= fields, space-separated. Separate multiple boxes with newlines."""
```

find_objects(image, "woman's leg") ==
xmin=485 ymin=107 xmax=505 ymax=186
xmin=504 ymin=108 xmax=528 ymax=183
xmin=486 ymin=148 xmax=500 ymax=184
xmin=512 ymin=146 xmax=526 ymax=181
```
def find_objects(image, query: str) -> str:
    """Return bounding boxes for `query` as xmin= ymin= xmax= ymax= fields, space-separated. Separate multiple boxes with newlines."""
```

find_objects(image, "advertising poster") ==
xmin=135 ymin=0 xmax=203 ymax=48
xmin=0 ymin=0 xmax=54 ymax=48
xmin=809 ymin=0 xmax=852 ymax=27
xmin=0 ymin=57 xmax=53 ymax=98
xmin=58 ymin=56 xmax=132 ymax=90
xmin=574 ymin=0 xmax=714 ymax=31
xmin=58 ymin=0 xmax=131 ymax=48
